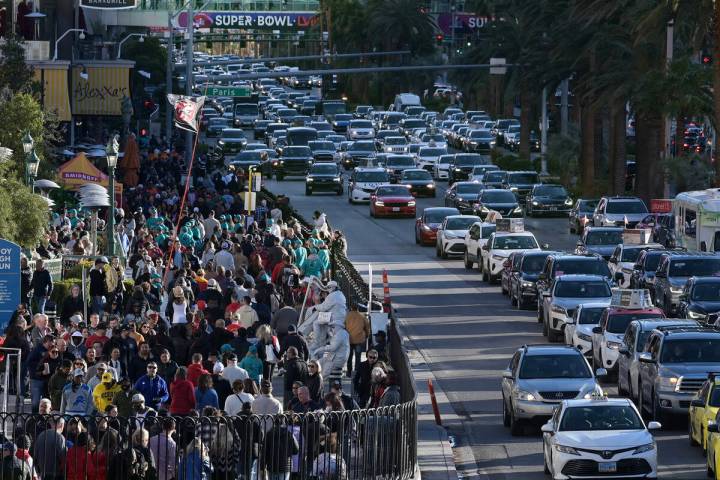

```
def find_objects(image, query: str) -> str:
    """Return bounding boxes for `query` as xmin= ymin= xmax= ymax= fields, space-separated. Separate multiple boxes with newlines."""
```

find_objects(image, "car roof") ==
xmin=563 ymin=397 xmax=632 ymax=408
xmin=656 ymin=327 xmax=720 ymax=338
xmin=481 ymin=188 xmax=512 ymax=194
xmin=493 ymin=231 xmax=537 ymax=237
xmin=354 ymin=167 xmax=387 ymax=172
xmin=635 ymin=319 xmax=697 ymax=331
xmin=577 ymin=302 xmax=613 ymax=309
xmin=550 ymin=254 xmax=603 ymax=261
xmin=663 ymin=251 xmax=720 ymax=259
xmin=445 ymin=214 xmax=481 ymax=220
xmin=584 ymin=226 xmax=624 ymax=232
xmin=555 ymin=274 xmax=609 ymax=282
xmin=691 ymin=277 xmax=720 ymax=284
xmin=606 ymin=307 xmax=664 ymax=314
xmin=454 ymin=181 xmax=483 ymax=186
xmin=522 ymin=344 xmax=585 ymax=356
xmin=603 ymin=196 xmax=644 ymax=201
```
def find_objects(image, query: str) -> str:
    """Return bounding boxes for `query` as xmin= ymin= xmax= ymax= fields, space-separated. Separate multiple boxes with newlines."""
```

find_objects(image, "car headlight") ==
xmin=307 ymin=160 xmax=313 ymax=164
xmin=607 ymin=341 xmax=623 ymax=350
xmin=333 ymin=177 xmax=341 ymax=182
xmin=510 ymin=187 xmax=518 ymax=192
xmin=522 ymin=281 xmax=534 ymax=288
xmin=565 ymin=198 xmax=573 ymax=206
xmin=532 ymin=201 xmax=539 ymax=206
xmin=454 ymin=168 xmax=462 ymax=171
xmin=426 ymin=184 xmax=435 ymax=188
xmin=688 ymin=310 xmax=707 ymax=319
xmin=551 ymin=305 xmax=567 ymax=315
xmin=554 ymin=445 xmax=580 ymax=456
xmin=633 ymin=442 xmax=656 ymax=454
xmin=512 ymin=206 xmax=523 ymax=213
xmin=408 ymin=201 xmax=416 ymax=206
xmin=444 ymin=232 xmax=458 ymax=239
xmin=306 ymin=177 xmax=314 ymax=182
xmin=492 ymin=254 xmax=505 ymax=261
xmin=514 ymin=389 xmax=536 ymax=401
xmin=578 ymin=333 xmax=593 ymax=342
xmin=421 ymin=224 xmax=432 ymax=231
xmin=375 ymin=201 xmax=384 ymax=206
xmin=658 ymin=376 xmax=679 ymax=391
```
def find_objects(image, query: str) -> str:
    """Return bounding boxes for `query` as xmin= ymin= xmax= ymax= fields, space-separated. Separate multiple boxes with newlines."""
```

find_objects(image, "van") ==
xmin=393 ymin=93 xmax=421 ymax=112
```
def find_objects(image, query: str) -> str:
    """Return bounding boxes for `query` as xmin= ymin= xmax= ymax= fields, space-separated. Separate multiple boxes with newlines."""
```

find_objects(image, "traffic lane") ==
xmin=266 ymin=178 xmax=706 ymax=479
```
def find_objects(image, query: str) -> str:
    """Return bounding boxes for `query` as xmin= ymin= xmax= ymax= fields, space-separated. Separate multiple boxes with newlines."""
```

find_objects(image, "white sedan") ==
xmin=542 ymin=397 xmax=659 ymax=479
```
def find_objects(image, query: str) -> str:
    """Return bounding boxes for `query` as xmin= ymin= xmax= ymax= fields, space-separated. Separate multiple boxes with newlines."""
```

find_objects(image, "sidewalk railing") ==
xmin=2 ymin=408 xmax=414 ymax=480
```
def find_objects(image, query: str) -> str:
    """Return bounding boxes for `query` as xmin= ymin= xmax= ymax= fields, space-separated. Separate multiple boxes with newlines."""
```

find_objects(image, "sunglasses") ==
xmin=50 ymin=350 xmax=58 ymax=354
xmin=309 ymin=365 xmax=317 ymax=369
xmin=147 ymin=366 xmax=157 ymax=369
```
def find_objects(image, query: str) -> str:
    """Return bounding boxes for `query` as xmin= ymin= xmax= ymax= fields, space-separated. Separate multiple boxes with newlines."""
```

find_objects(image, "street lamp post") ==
xmin=21 ymin=132 xmax=35 ymax=187
xmin=27 ymin=151 xmax=40 ymax=192
xmin=117 ymin=33 xmax=146 ymax=59
xmin=105 ymin=135 xmax=119 ymax=256
xmin=53 ymin=28 xmax=85 ymax=61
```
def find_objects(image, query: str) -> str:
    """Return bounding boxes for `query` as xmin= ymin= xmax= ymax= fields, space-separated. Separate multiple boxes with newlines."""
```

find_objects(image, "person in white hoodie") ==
xmin=299 ymin=281 xmax=347 ymax=353
xmin=315 ymin=325 xmax=350 ymax=375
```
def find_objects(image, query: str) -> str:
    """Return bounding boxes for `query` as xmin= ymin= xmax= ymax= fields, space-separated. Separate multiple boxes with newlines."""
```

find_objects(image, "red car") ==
xmin=415 ymin=207 xmax=460 ymax=245
xmin=370 ymin=185 xmax=416 ymax=218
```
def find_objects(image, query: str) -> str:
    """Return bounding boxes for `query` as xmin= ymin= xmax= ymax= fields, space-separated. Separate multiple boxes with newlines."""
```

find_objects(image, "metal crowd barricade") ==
xmin=0 ymin=405 xmax=417 ymax=480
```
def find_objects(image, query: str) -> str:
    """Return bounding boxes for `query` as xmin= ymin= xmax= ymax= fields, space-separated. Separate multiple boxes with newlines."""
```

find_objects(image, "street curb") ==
xmin=394 ymin=311 xmax=460 ymax=480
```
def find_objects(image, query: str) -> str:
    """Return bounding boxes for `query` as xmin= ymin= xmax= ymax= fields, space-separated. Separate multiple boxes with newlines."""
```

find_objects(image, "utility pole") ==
xmin=560 ymin=78 xmax=569 ymax=136
xmin=664 ymin=19 xmax=674 ymax=197
xmin=540 ymin=86 xmax=548 ymax=174
xmin=185 ymin=0 xmax=194 ymax=168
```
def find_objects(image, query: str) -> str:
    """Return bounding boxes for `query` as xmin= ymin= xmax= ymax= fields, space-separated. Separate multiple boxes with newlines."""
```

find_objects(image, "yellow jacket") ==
xmin=93 ymin=382 xmax=122 ymax=412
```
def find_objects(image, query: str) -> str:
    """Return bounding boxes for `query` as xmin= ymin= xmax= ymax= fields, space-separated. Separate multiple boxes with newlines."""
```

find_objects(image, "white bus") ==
xmin=673 ymin=189 xmax=720 ymax=252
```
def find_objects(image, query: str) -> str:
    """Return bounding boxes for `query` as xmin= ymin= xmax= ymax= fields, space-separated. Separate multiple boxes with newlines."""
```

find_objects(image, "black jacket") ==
xmin=60 ymin=295 xmax=85 ymax=323
xmin=20 ymin=267 xmax=32 ymax=302
xmin=353 ymin=360 xmax=375 ymax=402
xmin=30 ymin=268 xmax=52 ymax=297
xmin=283 ymin=357 xmax=308 ymax=394
xmin=279 ymin=333 xmax=309 ymax=361
xmin=89 ymin=268 xmax=106 ymax=297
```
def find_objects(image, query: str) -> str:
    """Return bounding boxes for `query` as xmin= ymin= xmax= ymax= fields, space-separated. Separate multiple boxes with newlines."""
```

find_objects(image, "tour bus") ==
xmin=673 ymin=188 xmax=720 ymax=252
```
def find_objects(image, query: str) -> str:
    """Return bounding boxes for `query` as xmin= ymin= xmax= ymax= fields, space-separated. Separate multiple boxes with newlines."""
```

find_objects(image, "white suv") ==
xmin=463 ymin=221 xmax=496 ymax=269
xmin=347 ymin=167 xmax=390 ymax=203
xmin=481 ymin=231 xmax=541 ymax=283
xmin=436 ymin=215 xmax=481 ymax=259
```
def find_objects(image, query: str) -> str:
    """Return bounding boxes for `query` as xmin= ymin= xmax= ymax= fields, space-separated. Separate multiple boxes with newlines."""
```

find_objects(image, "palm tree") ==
xmin=367 ymin=0 xmax=438 ymax=54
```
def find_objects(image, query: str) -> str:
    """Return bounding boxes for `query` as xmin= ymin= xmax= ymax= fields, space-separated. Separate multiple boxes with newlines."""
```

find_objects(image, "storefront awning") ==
xmin=71 ymin=61 xmax=134 ymax=116
xmin=32 ymin=62 xmax=72 ymax=122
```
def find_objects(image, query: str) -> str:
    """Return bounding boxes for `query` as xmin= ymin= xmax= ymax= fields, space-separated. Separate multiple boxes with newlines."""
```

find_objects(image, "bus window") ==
xmin=685 ymin=209 xmax=697 ymax=238
xmin=714 ymin=231 xmax=720 ymax=252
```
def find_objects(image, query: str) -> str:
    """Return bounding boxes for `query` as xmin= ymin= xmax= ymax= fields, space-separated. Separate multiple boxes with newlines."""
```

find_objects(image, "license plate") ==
xmin=598 ymin=462 xmax=616 ymax=473
xmin=550 ymin=207 xmax=557 ymax=211
xmin=392 ymin=207 xmax=400 ymax=212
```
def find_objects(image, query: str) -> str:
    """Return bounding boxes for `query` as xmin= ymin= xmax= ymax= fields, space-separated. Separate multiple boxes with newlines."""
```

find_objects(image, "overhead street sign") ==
xmin=207 ymin=86 xmax=251 ymax=97
xmin=80 ymin=0 xmax=136 ymax=9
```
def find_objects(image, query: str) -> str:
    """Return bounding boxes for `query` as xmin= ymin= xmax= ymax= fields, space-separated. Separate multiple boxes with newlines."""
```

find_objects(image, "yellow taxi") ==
xmin=707 ymin=412 xmax=720 ymax=479
xmin=689 ymin=376 xmax=720 ymax=453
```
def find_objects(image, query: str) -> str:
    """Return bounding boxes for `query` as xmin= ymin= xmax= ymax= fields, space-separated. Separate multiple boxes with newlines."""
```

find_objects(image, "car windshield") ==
xmin=521 ymin=255 xmax=546 ymax=273
xmin=555 ymin=260 xmax=611 ymax=277
xmin=692 ymin=283 xmax=720 ymax=301
xmin=376 ymin=186 xmax=410 ymax=196
xmin=403 ymin=171 xmax=431 ymax=180
xmin=643 ymin=253 xmax=663 ymax=272
xmin=578 ymin=200 xmax=599 ymax=212
xmin=469 ymin=131 xmax=493 ymax=139
xmin=386 ymin=137 xmax=407 ymax=145
xmin=579 ymin=308 xmax=605 ymax=325
xmin=456 ymin=184 xmax=484 ymax=195
xmin=308 ymin=141 xmax=335 ymax=151
xmin=283 ymin=147 xmax=311 ymax=156
xmin=621 ymin=247 xmax=648 ymax=263
xmin=482 ymin=191 xmax=517 ymax=203
xmin=473 ymin=166 xmax=499 ymax=174
xmin=709 ymin=387 xmax=720 ymax=407
xmin=670 ymin=259 xmax=720 ymax=277
xmin=518 ymin=354 xmax=591 ymax=379
xmin=484 ymin=172 xmax=506 ymax=182
xmin=222 ymin=130 xmax=245 ymax=138
xmin=356 ymin=172 xmax=389 ymax=182
xmin=637 ymin=331 xmax=653 ymax=351
xmin=387 ymin=157 xmax=415 ymax=167
xmin=425 ymin=210 xmax=458 ymax=223
xmin=234 ymin=151 xmax=262 ymax=161
xmin=507 ymin=173 xmax=538 ymax=184
xmin=350 ymin=142 xmax=375 ymax=152
xmin=534 ymin=186 xmax=567 ymax=197
xmin=493 ymin=235 xmax=539 ymax=250
xmin=585 ymin=230 xmax=623 ymax=246
xmin=420 ymin=148 xmax=446 ymax=156
xmin=350 ymin=120 xmax=372 ymax=128
xmin=607 ymin=313 xmax=663 ymax=334
xmin=446 ymin=217 xmax=479 ymax=230
xmin=661 ymin=339 xmax=720 ymax=363
xmin=554 ymin=281 xmax=611 ymax=298
xmin=559 ymin=406 xmax=643 ymax=431
xmin=606 ymin=200 xmax=648 ymax=214
xmin=310 ymin=164 xmax=338 ymax=175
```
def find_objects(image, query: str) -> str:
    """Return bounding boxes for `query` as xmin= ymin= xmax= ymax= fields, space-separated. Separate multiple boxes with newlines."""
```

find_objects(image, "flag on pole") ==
xmin=167 ymin=94 xmax=206 ymax=133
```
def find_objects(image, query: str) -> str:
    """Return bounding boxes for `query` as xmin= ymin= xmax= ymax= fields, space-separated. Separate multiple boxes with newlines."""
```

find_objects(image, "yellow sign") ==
xmin=71 ymin=65 xmax=131 ymax=116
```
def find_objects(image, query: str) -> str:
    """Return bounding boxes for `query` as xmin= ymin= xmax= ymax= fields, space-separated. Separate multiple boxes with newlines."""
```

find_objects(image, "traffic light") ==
xmin=702 ymin=51 xmax=712 ymax=65
xmin=435 ymin=34 xmax=444 ymax=45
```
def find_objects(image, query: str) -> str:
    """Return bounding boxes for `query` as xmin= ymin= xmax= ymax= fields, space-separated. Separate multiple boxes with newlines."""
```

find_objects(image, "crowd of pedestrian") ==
xmin=0 ymin=135 xmax=405 ymax=480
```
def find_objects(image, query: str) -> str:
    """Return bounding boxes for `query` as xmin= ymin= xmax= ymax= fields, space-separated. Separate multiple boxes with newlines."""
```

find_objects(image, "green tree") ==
xmin=0 ymin=36 xmax=36 ymax=93
xmin=367 ymin=0 xmax=437 ymax=54
xmin=0 ymin=91 xmax=47 ymax=180
xmin=0 ymin=178 xmax=48 ymax=248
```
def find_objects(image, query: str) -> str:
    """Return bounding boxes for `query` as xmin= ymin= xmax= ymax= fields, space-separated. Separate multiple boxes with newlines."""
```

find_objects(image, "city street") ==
xmin=263 ymin=175 xmax=707 ymax=479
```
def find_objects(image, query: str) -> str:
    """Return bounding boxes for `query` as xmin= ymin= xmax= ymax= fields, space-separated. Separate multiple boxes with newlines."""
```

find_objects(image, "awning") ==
xmin=32 ymin=64 xmax=72 ymax=122
xmin=71 ymin=63 xmax=132 ymax=116
xmin=58 ymin=152 xmax=123 ymax=194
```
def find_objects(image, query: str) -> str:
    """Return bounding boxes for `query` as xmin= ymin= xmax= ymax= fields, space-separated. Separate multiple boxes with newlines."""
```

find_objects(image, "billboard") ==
xmin=71 ymin=65 xmax=131 ymax=116
xmin=80 ymin=0 xmax=137 ymax=9
xmin=436 ymin=13 xmax=490 ymax=36
xmin=0 ymin=239 xmax=21 ymax=332
xmin=174 ymin=11 xmax=320 ymax=29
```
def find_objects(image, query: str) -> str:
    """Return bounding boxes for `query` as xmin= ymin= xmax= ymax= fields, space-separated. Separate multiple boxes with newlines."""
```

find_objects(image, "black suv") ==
xmin=536 ymin=254 xmax=612 ymax=322
xmin=654 ymin=252 xmax=720 ymax=315
xmin=509 ymin=251 xmax=558 ymax=309
xmin=444 ymin=181 xmax=486 ymax=214
xmin=275 ymin=146 xmax=313 ymax=180
xmin=473 ymin=189 xmax=522 ymax=220
xmin=305 ymin=162 xmax=343 ymax=196
xmin=482 ymin=170 xmax=507 ymax=188
xmin=501 ymin=170 xmax=539 ymax=201
xmin=678 ymin=276 xmax=720 ymax=323
xmin=447 ymin=153 xmax=489 ymax=184
xmin=525 ymin=184 xmax=572 ymax=217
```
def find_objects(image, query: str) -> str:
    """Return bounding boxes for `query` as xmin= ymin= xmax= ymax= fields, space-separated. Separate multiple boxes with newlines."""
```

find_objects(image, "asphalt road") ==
xmin=262 ymin=174 xmax=707 ymax=480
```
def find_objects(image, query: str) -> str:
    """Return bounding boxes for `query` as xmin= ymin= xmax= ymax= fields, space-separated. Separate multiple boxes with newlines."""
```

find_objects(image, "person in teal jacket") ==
xmin=302 ymin=243 xmax=324 ymax=279
xmin=317 ymin=242 xmax=331 ymax=279
xmin=239 ymin=345 xmax=264 ymax=383
xmin=293 ymin=241 xmax=307 ymax=269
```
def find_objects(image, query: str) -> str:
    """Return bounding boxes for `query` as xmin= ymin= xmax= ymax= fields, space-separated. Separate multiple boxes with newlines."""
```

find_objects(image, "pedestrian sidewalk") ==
xmin=399 ymin=324 xmax=460 ymax=480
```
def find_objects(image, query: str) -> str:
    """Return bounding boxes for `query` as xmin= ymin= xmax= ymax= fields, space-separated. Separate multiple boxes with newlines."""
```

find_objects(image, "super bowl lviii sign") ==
xmin=175 ymin=11 xmax=320 ymax=29
xmin=0 ymin=239 xmax=21 ymax=331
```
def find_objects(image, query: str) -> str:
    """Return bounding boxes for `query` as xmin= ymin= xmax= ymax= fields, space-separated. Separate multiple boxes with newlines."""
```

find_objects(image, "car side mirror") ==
xmin=691 ymin=399 xmax=706 ymax=408
xmin=592 ymin=327 xmax=602 ymax=334
xmin=541 ymin=243 xmax=550 ymax=250
xmin=614 ymin=272 xmax=624 ymax=283
xmin=502 ymin=369 xmax=513 ymax=379
xmin=618 ymin=346 xmax=629 ymax=356
xmin=540 ymin=422 xmax=554 ymax=434
xmin=595 ymin=368 xmax=608 ymax=377
xmin=638 ymin=352 xmax=654 ymax=363
xmin=647 ymin=421 xmax=662 ymax=431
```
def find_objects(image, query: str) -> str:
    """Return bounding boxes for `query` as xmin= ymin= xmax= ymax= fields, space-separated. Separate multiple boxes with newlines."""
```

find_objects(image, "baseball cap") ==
xmin=70 ymin=314 xmax=83 ymax=324
xmin=101 ymin=372 xmax=113 ymax=383
xmin=132 ymin=393 xmax=145 ymax=403
xmin=71 ymin=331 xmax=83 ymax=338
xmin=213 ymin=363 xmax=224 ymax=374
xmin=72 ymin=368 xmax=84 ymax=377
